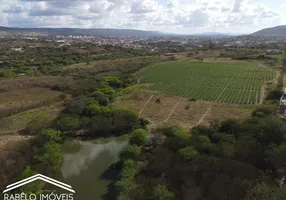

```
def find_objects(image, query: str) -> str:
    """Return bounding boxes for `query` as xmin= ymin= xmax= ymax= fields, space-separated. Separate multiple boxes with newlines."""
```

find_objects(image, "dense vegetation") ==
xmin=112 ymin=102 xmax=286 ymax=199
xmin=0 ymin=44 xmax=155 ymax=77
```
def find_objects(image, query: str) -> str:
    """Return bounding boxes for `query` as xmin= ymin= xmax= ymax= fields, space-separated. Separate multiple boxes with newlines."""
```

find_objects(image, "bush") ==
xmin=179 ymin=146 xmax=198 ymax=160
xmin=90 ymin=91 xmax=110 ymax=106
xmin=20 ymin=166 xmax=43 ymax=195
xmin=41 ymin=129 xmax=62 ymax=143
xmin=37 ymin=142 xmax=62 ymax=171
xmin=129 ymin=129 xmax=148 ymax=146
xmin=98 ymin=87 xmax=117 ymax=102
xmin=266 ymin=88 xmax=282 ymax=100
xmin=112 ymin=108 xmax=141 ymax=135
xmin=56 ymin=116 xmax=80 ymax=132
xmin=100 ymin=76 xmax=123 ymax=88
xmin=84 ymin=102 xmax=111 ymax=117
xmin=152 ymin=185 xmax=175 ymax=200
xmin=252 ymin=105 xmax=276 ymax=117
xmin=65 ymin=95 xmax=89 ymax=115
xmin=120 ymin=144 xmax=141 ymax=161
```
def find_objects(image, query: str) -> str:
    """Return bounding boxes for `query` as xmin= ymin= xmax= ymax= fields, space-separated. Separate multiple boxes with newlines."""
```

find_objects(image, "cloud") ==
xmin=281 ymin=4 xmax=286 ymax=9
xmin=232 ymin=0 xmax=245 ymax=12
xmin=131 ymin=0 xmax=158 ymax=14
xmin=0 ymin=0 xmax=282 ymax=34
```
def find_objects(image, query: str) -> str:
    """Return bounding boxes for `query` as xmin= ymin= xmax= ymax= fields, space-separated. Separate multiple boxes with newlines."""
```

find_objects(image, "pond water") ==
xmin=61 ymin=136 xmax=128 ymax=200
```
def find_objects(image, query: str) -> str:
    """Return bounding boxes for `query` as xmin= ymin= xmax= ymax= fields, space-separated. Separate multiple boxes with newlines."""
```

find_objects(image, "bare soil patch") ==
xmin=114 ymin=92 xmax=253 ymax=128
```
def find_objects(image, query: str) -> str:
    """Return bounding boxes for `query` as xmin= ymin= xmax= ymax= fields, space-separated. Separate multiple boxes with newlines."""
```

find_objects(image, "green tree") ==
xmin=37 ymin=142 xmax=62 ymax=171
xmin=179 ymin=146 xmax=198 ymax=160
xmin=56 ymin=116 xmax=80 ymax=132
xmin=40 ymin=129 xmax=62 ymax=143
xmin=120 ymin=144 xmax=141 ymax=161
xmin=112 ymin=108 xmax=141 ymax=135
xmin=90 ymin=91 xmax=109 ymax=106
xmin=20 ymin=166 xmax=43 ymax=195
xmin=84 ymin=101 xmax=111 ymax=117
xmin=129 ymin=129 xmax=148 ymax=146
xmin=152 ymin=185 xmax=175 ymax=200
xmin=98 ymin=87 xmax=117 ymax=102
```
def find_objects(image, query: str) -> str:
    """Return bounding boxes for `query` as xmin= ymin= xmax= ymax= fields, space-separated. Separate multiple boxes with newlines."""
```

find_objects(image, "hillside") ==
xmin=0 ymin=26 xmax=165 ymax=37
xmin=251 ymin=25 xmax=286 ymax=36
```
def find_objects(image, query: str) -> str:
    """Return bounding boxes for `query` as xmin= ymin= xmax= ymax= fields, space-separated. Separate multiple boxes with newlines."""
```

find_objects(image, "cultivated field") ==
xmin=137 ymin=61 xmax=275 ymax=105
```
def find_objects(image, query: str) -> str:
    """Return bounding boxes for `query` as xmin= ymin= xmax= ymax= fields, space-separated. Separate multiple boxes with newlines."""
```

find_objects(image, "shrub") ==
xmin=20 ymin=166 xmax=43 ymax=195
xmin=56 ymin=116 xmax=80 ymax=132
xmin=129 ymin=129 xmax=148 ymax=146
xmin=98 ymin=87 xmax=117 ymax=102
xmin=120 ymin=144 xmax=141 ymax=161
xmin=41 ymin=129 xmax=62 ymax=143
xmin=120 ymin=160 xmax=137 ymax=179
xmin=112 ymin=108 xmax=141 ymax=135
xmin=90 ymin=91 xmax=110 ymax=106
xmin=252 ymin=105 xmax=276 ymax=117
xmin=179 ymin=146 xmax=198 ymax=160
xmin=84 ymin=102 xmax=111 ymax=117
xmin=266 ymin=88 xmax=282 ymax=100
xmin=152 ymin=185 xmax=175 ymax=200
xmin=37 ymin=142 xmax=62 ymax=171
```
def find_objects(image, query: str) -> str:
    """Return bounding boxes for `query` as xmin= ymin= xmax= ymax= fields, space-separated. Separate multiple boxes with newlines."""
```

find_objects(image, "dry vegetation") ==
xmin=0 ymin=87 xmax=65 ymax=118
xmin=0 ymin=76 xmax=75 ymax=92
xmin=114 ymin=92 xmax=253 ymax=128
xmin=0 ymin=102 xmax=64 ymax=134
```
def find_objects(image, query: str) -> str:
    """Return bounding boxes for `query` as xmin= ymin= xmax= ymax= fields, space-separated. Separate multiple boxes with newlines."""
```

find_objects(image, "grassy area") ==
xmin=0 ymin=102 xmax=64 ymax=133
xmin=0 ymin=87 xmax=65 ymax=118
xmin=137 ymin=61 xmax=275 ymax=104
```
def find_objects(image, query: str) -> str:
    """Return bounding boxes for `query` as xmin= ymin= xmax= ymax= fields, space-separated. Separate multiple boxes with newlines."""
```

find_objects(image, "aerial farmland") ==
xmin=137 ymin=61 xmax=275 ymax=105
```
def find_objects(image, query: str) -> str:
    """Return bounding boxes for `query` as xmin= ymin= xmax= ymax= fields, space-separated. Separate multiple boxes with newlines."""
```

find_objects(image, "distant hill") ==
xmin=251 ymin=25 xmax=286 ymax=36
xmin=187 ymin=32 xmax=241 ymax=38
xmin=0 ymin=26 xmax=165 ymax=37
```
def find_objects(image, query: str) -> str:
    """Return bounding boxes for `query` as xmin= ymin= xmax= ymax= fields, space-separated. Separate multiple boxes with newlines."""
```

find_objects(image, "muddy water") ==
xmin=61 ymin=136 xmax=128 ymax=200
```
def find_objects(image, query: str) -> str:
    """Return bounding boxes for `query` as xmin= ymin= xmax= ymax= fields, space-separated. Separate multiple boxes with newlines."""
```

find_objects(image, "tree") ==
xmin=179 ymin=146 xmax=198 ymax=161
xmin=112 ymin=108 xmax=141 ymax=135
xmin=90 ymin=91 xmax=109 ymax=106
xmin=152 ymin=185 xmax=175 ymax=200
xmin=98 ymin=87 xmax=117 ymax=102
xmin=99 ymin=76 xmax=123 ymax=88
xmin=20 ymin=166 xmax=43 ymax=195
xmin=41 ymin=129 xmax=62 ymax=143
xmin=120 ymin=144 xmax=141 ymax=161
xmin=37 ymin=142 xmax=62 ymax=171
xmin=129 ymin=129 xmax=148 ymax=146
xmin=84 ymin=101 xmax=111 ymax=117
xmin=56 ymin=116 xmax=80 ymax=132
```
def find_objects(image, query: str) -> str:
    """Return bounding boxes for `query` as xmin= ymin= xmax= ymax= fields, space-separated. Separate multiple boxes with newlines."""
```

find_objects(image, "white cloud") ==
xmin=131 ymin=0 xmax=159 ymax=14
xmin=0 ymin=0 xmax=283 ymax=34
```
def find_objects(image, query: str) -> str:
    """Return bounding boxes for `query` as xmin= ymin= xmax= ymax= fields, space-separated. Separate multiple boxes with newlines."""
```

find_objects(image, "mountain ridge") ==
xmin=251 ymin=25 xmax=286 ymax=36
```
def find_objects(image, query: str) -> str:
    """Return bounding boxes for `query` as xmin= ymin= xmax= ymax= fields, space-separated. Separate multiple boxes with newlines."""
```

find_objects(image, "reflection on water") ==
xmin=61 ymin=139 xmax=128 ymax=200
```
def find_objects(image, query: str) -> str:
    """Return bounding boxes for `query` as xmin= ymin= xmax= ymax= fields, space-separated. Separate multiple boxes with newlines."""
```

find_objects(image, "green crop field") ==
xmin=137 ymin=61 xmax=275 ymax=104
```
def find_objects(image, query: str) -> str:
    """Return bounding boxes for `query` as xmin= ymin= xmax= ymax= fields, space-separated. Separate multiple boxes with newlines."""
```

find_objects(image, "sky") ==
xmin=0 ymin=0 xmax=285 ymax=34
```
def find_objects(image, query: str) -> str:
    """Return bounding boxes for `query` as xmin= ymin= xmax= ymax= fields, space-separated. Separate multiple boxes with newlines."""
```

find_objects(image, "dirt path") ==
xmin=196 ymin=105 xmax=212 ymax=126
xmin=164 ymin=98 xmax=181 ymax=122
xmin=139 ymin=94 xmax=154 ymax=116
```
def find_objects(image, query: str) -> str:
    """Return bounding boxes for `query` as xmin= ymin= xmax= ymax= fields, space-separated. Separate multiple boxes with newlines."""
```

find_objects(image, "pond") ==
xmin=61 ymin=136 xmax=129 ymax=200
